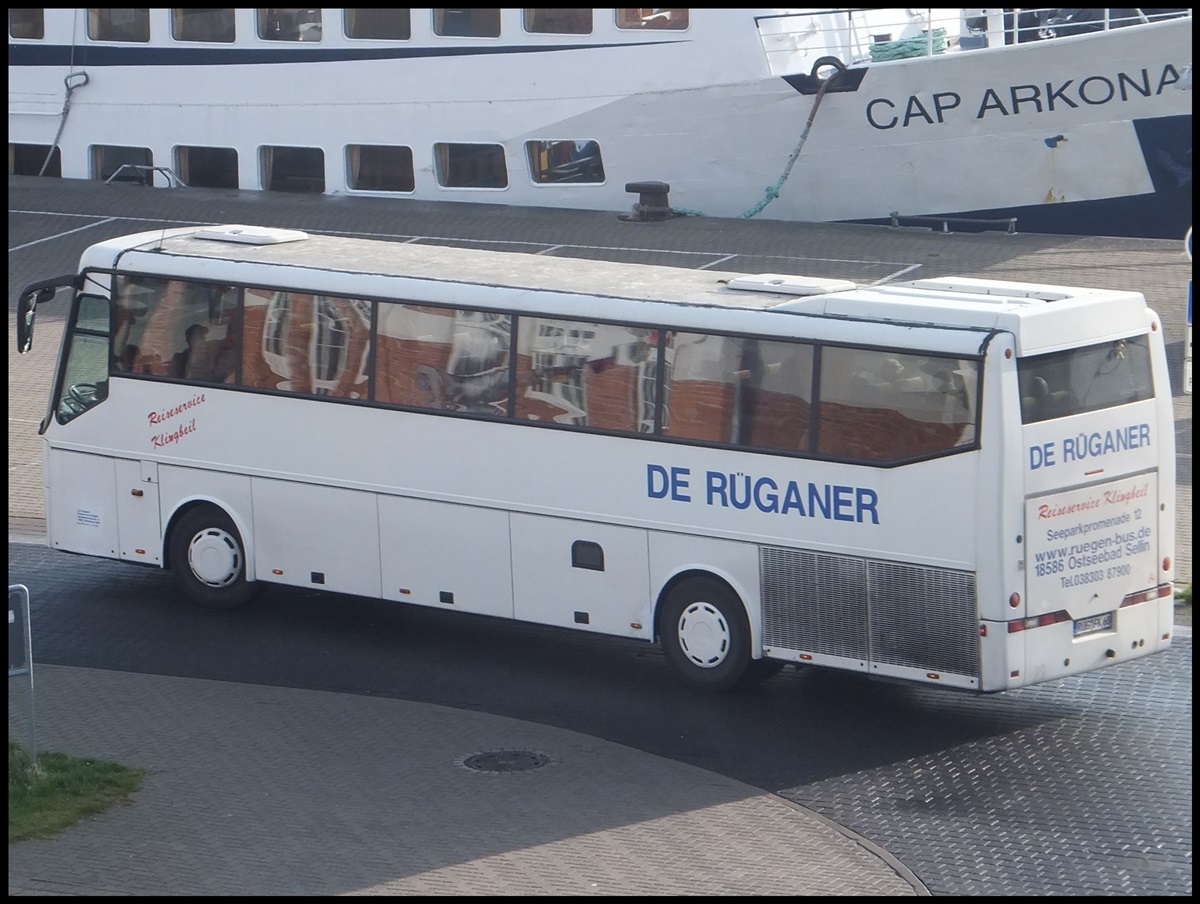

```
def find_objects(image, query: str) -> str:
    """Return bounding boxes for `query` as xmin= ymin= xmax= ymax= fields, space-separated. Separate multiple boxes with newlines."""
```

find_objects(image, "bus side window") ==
xmin=661 ymin=333 xmax=813 ymax=451
xmin=375 ymin=303 xmax=511 ymax=415
xmin=818 ymin=349 xmax=976 ymax=461
xmin=661 ymin=332 xmax=739 ymax=443
xmin=114 ymin=277 xmax=240 ymax=384
xmin=736 ymin=339 xmax=814 ymax=452
xmin=514 ymin=317 xmax=647 ymax=431
xmin=114 ymin=275 xmax=176 ymax=376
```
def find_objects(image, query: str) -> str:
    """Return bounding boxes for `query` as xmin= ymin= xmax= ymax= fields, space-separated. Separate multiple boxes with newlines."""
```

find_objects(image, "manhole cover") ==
xmin=459 ymin=750 xmax=552 ymax=773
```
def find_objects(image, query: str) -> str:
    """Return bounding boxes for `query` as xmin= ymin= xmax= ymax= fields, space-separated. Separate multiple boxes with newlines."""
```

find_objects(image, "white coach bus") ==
xmin=16 ymin=225 xmax=1177 ymax=692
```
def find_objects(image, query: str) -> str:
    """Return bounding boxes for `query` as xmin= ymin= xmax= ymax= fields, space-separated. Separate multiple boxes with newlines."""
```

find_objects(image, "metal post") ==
xmin=9 ymin=584 xmax=36 ymax=765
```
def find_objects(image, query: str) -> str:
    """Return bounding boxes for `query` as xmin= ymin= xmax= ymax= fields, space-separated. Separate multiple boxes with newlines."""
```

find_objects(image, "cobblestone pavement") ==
xmin=9 ymin=664 xmax=925 ymax=897
xmin=780 ymin=635 xmax=1193 ymax=896
xmin=7 ymin=541 xmax=1192 ymax=897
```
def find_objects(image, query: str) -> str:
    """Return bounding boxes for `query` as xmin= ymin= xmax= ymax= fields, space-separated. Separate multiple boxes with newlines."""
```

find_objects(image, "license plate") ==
xmin=1073 ymin=611 xmax=1114 ymax=637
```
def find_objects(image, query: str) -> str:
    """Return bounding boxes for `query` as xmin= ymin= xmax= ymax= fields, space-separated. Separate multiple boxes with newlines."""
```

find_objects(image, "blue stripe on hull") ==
xmin=851 ymin=190 xmax=1190 ymax=240
xmin=8 ymin=40 xmax=678 ymax=66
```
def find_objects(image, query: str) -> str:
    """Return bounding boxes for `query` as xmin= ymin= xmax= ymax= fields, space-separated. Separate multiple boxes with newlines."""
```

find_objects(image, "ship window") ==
xmin=91 ymin=145 xmax=152 ymax=183
xmin=172 ymin=9 xmax=235 ymax=43
xmin=616 ymin=8 xmax=689 ymax=30
xmin=10 ymin=9 xmax=44 ymax=39
xmin=344 ymin=8 xmax=410 ymax=40
xmin=260 ymin=146 xmax=325 ymax=193
xmin=434 ymin=143 xmax=508 ymax=189
xmin=524 ymin=9 xmax=592 ymax=34
xmin=346 ymin=145 xmax=415 ymax=193
xmin=175 ymin=146 xmax=239 ymax=189
xmin=88 ymin=8 xmax=150 ymax=42
xmin=258 ymin=8 xmax=322 ymax=41
xmin=10 ymin=143 xmax=61 ymax=177
xmin=527 ymin=140 xmax=605 ymax=184
xmin=433 ymin=8 xmax=500 ymax=38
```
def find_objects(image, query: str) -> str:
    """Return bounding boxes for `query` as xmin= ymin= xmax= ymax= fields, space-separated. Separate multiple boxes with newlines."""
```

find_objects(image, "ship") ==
xmin=7 ymin=8 xmax=1193 ymax=238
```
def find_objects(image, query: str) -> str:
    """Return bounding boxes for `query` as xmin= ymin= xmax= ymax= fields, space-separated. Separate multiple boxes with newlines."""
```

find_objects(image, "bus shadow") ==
xmin=11 ymin=543 xmax=1135 ymax=796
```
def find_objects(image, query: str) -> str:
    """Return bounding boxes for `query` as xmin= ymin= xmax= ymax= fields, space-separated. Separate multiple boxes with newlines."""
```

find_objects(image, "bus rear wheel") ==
xmin=659 ymin=577 xmax=753 ymax=692
xmin=169 ymin=504 xmax=257 ymax=609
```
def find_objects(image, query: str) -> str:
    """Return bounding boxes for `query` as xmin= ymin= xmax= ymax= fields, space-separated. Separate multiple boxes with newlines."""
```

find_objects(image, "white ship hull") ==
xmin=8 ymin=8 xmax=1192 ymax=237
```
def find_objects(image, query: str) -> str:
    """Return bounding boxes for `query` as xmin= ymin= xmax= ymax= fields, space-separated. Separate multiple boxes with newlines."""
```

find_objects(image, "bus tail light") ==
xmin=1008 ymin=592 xmax=1021 ymax=609
xmin=1162 ymin=556 xmax=1171 ymax=572
xmin=1008 ymin=610 xmax=1070 ymax=633
xmin=1119 ymin=584 xmax=1172 ymax=608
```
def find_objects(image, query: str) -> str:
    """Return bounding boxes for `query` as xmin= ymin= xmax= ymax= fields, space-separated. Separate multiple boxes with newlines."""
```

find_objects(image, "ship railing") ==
xmin=889 ymin=211 xmax=1018 ymax=236
xmin=757 ymin=8 xmax=1191 ymax=77
xmin=104 ymin=165 xmax=187 ymax=189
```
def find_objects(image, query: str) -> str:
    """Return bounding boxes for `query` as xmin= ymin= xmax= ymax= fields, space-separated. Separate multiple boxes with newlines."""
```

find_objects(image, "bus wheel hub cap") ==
xmin=678 ymin=602 xmax=729 ymax=668
xmin=188 ymin=528 xmax=241 ymax=587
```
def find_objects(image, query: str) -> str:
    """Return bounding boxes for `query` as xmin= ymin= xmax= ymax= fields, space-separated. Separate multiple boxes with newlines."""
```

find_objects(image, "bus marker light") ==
xmin=631 ymin=622 xmax=642 ymax=630
xmin=131 ymin=488 xmax=144 ymax=497
xmin=979 ymin=624 xmax=987 ymax=636
xmin=799 ymin=653 xmax=813 ymax=661
xmin=272 ymin=568 xmax=283 ymax=576
xmin=135 ymin=548 xmax=146 ymax=555
xmin=399 ymin=588 xmax=412 ymax=595
xmin=926 ymin=672 xmax=941 ymax=680
xmin=1121 ymin=584 xmax=1173 ymax=607
xmin=1010 ymin=670 xmax=1020 ymax=678
xmin=1009 ymin=592 xmax=1020 ymax=608
xmin=1162 ymin=557 xmax=1171 ymax=571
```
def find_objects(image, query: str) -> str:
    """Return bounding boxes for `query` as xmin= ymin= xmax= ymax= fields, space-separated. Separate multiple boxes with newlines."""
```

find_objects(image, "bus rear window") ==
xmin=1017 ymin=334 xmax=1154 ymax=424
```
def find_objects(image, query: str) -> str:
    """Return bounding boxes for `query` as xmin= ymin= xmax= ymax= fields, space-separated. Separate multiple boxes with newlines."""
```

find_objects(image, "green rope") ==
xmin=671 ymin=65 xmax=837 ymax=220
xmin=869 ymin=28 xmax=948 ymax=61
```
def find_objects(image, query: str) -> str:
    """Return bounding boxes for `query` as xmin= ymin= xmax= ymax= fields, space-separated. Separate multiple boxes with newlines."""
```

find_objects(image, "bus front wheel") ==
xmin=169 ymin=505 xmax=257 ymax=609
xmin=659 ymin=577 xmax=753 ymax=692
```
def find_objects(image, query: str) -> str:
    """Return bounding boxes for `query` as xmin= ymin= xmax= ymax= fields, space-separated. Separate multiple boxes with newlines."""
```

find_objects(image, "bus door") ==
xmin=21 ymin=272 xmax=162 ymax=561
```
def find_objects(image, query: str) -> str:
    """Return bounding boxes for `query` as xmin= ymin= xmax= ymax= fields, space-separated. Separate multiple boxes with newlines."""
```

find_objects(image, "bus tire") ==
xmin=659 ymin=577 xmax=752 ymax=692
xmin=169 ymin=504 xmax=257 ymax=609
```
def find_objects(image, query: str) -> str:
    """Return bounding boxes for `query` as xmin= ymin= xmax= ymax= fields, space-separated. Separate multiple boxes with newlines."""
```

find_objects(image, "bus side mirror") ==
xmin=16 ymin=280 xmax=75 ymax=353
xmin=16 ymin=291 xmax=40 ymax=354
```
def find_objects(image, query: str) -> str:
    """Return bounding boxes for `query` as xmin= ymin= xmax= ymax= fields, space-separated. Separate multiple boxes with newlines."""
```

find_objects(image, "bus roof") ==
xmin=97 ymin=226 xmax=1154 ymax=356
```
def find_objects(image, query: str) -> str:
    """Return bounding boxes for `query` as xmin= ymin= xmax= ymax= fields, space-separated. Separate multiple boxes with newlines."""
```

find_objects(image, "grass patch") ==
xmin=9 ymin=741 xmax=145 ymax=843
xmin=1176 ymin=583 xmax=1192 ymax=605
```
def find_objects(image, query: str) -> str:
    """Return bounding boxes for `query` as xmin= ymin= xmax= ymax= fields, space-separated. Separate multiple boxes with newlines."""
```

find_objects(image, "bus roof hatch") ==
xmin=725 ymin=273 xmax=857 ymax=296
xmin=194 ymin=224 xmax=310 ymax=245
